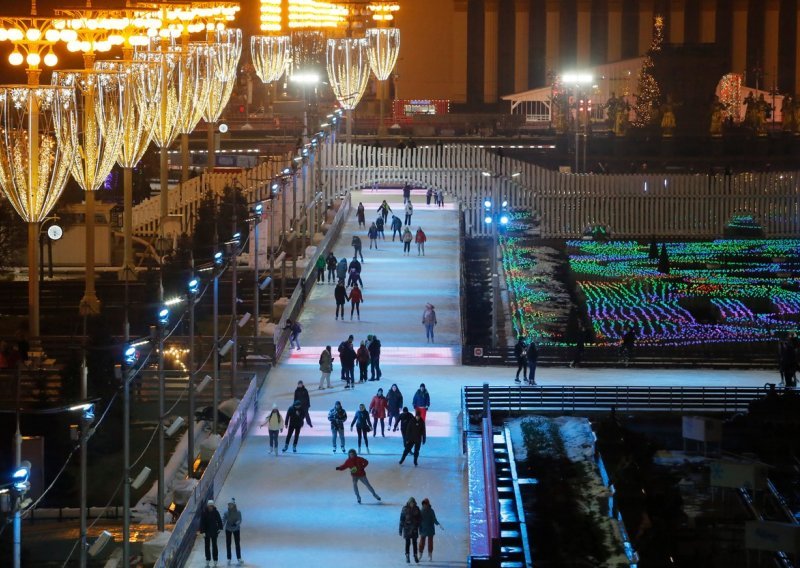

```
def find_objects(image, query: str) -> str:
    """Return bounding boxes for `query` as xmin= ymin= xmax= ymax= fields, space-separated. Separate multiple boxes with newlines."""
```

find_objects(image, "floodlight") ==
xmin=214 ymin=251 xmax=224 ymax=266
xmin=124 ymin=346 xmax=137 ymax=365
xmin=218 ymin=340 xmax=234 ymax=357
xmin=483 ymin=199 xmax=492 ymax=209
xmin=259 ymin=277 xmax=272 ymax=291
xmin=131 ymin=466 xmax=151 ymax=490
xmin=88 ymin=531 xmax=112 ymax=557
xmin=481 ymin=171 xmax=492 ymax=177
xmin=254 ymin=203 xmax=263 ymax=215
xmin=484 ymin=216 xmax=493 ymax=225
xmin=157 ymin=307 xmax=170 ymax=326
xmin=187 ymin=278 xmax=200 ymax=295
xmin=196 ymin=375 xmax=212 ymax=394
xmin=238 ymin=313 xmax=251 ymax=328
xmin=502 ymin=200 xmax=508 ymax=208
xmin=165 ymin=417 xmax=184 ymax=437
xmin=500 ymin=215 xmax=509 ymax=225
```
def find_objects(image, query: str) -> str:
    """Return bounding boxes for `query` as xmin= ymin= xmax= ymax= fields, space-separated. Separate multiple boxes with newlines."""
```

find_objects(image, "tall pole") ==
xmin=231 ymin=194 xmax=238 ymax=397
xmin=122 ymin=357 xmax=131 ymax=568
xmin=13 ymin=365 xmax=22 ymax=568
xmin=491 ymin=179 xmax=499 ymax=349
xmin=292 ymin=174 xmax=297 ymax=279
xmin=123 ymin=167 xmax=134 ymax=334
xmin=187 ymin=290 xmax=195 ymax=476
xmin=212 ymin=273 xmax=219 ymax=434
xmin=27 ymin=222 xmax=39 ymax=341
xmin=157 ymin=324 xmax=165 ymax=532
xmin=181 ymin=133 xmax=190 ymax=182
xmin=207 ymin=121 xmax=216 ymax=171
xmin=159 ymin=50 xmax=170 ymax=276
xmin=79 ymin=348 xmax=88 ymax=568
xmin=281 ymin=182 xmax=286 ymax=297
xmin=254 ymin=217 xmax=260 ymax=338
xmin=269 ymin=201 xmax=275 ymax=314
xmin=346 ymin=108 xmax=353 ymax=143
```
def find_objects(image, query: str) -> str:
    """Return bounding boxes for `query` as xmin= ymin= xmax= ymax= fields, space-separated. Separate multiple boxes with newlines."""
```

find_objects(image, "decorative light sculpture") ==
xmin=0 ymin=17 xmax=64 ymax=85
xmin=177 ymin=41 xmax=214 ymax=181
xmin=251 ymin=35 xmax=290 ymax=84
xmin=326 ymin=37 xmax=370 ymax=141
xmin=365 ymin=27 xmax=399 ymax=135
xmin=52 ymin=68 xmax=126 ymax=315
xmin=204 ymin=28 xmax=242 ymax=169
xmin=0 ymin=85 xmax=77 ymax=340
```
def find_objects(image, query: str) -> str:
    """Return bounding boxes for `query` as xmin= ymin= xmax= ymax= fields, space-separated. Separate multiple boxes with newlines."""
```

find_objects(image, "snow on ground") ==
xmin=186 ymin=189 xmax=776 ymax=567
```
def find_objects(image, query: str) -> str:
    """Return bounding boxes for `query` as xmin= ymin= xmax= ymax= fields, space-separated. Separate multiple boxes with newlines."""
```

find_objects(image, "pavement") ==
xmin=187 ymin=188 xmax=776 ymax=567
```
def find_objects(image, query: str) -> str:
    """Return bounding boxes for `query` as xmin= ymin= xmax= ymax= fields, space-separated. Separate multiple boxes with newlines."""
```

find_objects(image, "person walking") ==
xmin=283 ymin=318 xmax=302 ymax=350
xmin=351 ymin=234 xmax=364 ymax=262
xmin=375 ymin=216 xmax=385 ymax=240
xmin=402 ymin=182 xmax=411 ymax=204
xmin=199 ymin=500 xmax=223 ymax=567
xmin=391 ymin=214 xmax=403 ymax=241
xmin=378 ymin=199 xmax=392 ymax=224
xmin=335 ymin=449 xmax=381 ymax=504
xmin=315 ymin=253 xmax=326 ymax=283
xmin=780 ymin=334 xmax=797 ymax=387
xmin=422 ymin=304 xmax=437 ymax=343
xmin=222 ymin=499 xmax=243 ymax=566
xmin=399 ymin=409 xmax=426 ymax=466
xmin=412 ymin=383 xmax=431 ymax=421
xmin=336 ymin=256 xmax=348 ymax=283
xmin=326 ymin=252 xmax=338 ymax=283
xmin=334 ymin=280 xmax=348 ymax=321
xmin=570 ymin=323 xmax=589 ymax=368
xmin=402 ymin=227 xmax=413 ymax=255
xmin=619 ymin=326 xmax=636 ymax=365
xmin=282 ymin=400 xmax=307 ymax=453
xmin=259 ymin=403 xmax=283 ymax=455
xmin=351 ymin=403 xmax=372 ymax=453
xmin=514 ymin=336 xmax=527 ymax=383
xmin=425 ymin=187 xmax=433 ymax=205
xmin=418 ymin=498 xmax=442 ymax=561
xmin=368 ymin=222 xmax=379 ymax=249
xmin=436 ymin=188 xmax=444 ymax=207
xmin=318 ymin=345 xmax=333 ymax=389
xmin=404 ymin=200 xmax=414 ymax=226
xmin=338 ymin=335 xmax=356 ymax=388
xmin=387 ymin=384 xmax=403 ymax=431
xmin=349 ymin=283 xmax=363 ymax=321
xmin=356 ymin=340 xmax=370 ymax=382
xmin=328 ymin=401 xmax=347 ymax=453
xmin=293 ymin=380 xmax=313 ymax=427
xmin=526 ymin=340 xmax=539 ymax=385
xmin=415 ymin=227 xmax=427 ymax=256
xmin=399 ymin=497 xmax=422 ymax=563
xmin=356 ymin=201 xmax=366 ymax=227
xmin=370 ymin=387 xmax=388 ymax=437
xmin=367 ymin=334 xmax=382 ymax=380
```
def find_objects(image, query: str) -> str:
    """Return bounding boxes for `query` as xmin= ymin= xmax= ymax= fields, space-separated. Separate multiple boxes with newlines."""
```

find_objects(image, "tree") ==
xmin=633 ymin=16 xmax=664 ymax=127
xmin=648 ymin=237 xmax=658 ymax=260
xmin=0 ymin=198 xmax=26 ymax=270
xmin=192 ymin=191 xmax=218 ymax=262
xmin=658 ymin=243 xmax=671 ymax=274
xmin=217 ymin=185 xmax=249 ymax=247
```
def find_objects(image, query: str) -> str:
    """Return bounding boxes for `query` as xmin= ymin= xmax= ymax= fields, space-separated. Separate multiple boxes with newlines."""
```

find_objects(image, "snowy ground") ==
xmin=186 ymin=189 xmax=776 ymax=567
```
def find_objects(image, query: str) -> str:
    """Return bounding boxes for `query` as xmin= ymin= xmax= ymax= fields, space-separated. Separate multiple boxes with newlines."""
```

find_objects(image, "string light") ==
xmin=632 ymin=15 xmax=663 ymax=128
xmin=326 ymin=37 xmax=370 ymax=110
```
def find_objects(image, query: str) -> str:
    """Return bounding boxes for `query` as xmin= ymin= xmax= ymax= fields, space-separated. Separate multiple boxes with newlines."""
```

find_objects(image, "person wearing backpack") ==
xmin=402 ymin=227 xmax=413 ymax=255
xmin=415 ymin=227 xmax=427 ymax=256
xmin=284 ymin=318 xmax=302 ymax=350
xmin=368 ymin=222 xmax=379 ymax=249
xmin=351 ymin=234 xmax=364 ymax=262
xmin=326 ymin=251 xmax=338 ymax=284
xmin=391 ymin=214 xmax=403 ymax=241
xmin=336 ymin=257 xmax=348 ymax=283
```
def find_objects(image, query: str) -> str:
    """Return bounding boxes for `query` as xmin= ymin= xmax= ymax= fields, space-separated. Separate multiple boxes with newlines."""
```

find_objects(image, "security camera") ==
xmin=196 ymin=375 xmax=212 ymax=394
xmin=259 ymin=277 xmax=272 ymax=291
xmin=165 ymin=417 xmax=185 ymax=438
xmin=238 ymin=313 xmax=251 ymax=328
xmin=88 ymin=530 xmax=113 ymax=557
xmin=218 ymin=340 xmax=234 ymax=357
xmin=131 ymin=467 xmax=151 ymax=490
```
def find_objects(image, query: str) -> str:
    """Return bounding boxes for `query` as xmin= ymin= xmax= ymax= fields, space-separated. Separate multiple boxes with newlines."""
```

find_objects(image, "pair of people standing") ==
xmin=513 ymin=336 xmax=539 ymax=385
xmin=334 ymin=280 xmax=363 ymax=320
xmin=399 ymin=497 xmax=442 ymax=564
xmin=199 ymin=499 xmax=243 ymax=567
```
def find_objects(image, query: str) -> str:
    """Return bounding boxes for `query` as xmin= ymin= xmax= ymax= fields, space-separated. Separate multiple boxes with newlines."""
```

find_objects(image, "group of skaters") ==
xmin=356 ymin=187 xmax=429 ymax=257
xmin=198 ymin=498 xmax=242 ymax=567
xmin=313 ymin=250 xmax=366 ymax=320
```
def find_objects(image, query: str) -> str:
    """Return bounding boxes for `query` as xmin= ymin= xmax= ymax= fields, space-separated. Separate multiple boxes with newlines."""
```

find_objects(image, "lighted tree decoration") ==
xmin=632 ymin=15 xmax=664 ymax=128
xmin=326 ymin=37 xmax=371 ymax=142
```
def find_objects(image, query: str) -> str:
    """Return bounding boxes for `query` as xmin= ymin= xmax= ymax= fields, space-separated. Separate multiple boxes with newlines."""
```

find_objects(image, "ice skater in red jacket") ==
xmin=335 ymin=449 xmax=382 ymax=504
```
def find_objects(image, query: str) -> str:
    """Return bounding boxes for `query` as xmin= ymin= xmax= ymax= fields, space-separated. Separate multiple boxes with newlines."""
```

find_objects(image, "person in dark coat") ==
xmin=418 ymin=498 xmax=442 ymax=561
xmin=356 ymin=341 xmax=370 ymax=382
xmin=426 ymin=187 xmax=433 ymax=205
xmin=326 ymin=252 xmax=338 ymax=283
xmin=402 ymin=182 xmax=411 ymax=204
xmin=352 ymin=235 xmax=364 ymax=261
xmin=282 ymin=400 xmax=307 ymax=453
xmin=390 ymin=214 xmax=403 ymax=241
xmin=338 ymin=335 xmax=356 ymax=388
xmin=780 ymin=334 xmax=797 ymax=386
xmin=351 ymin=403 xmax=372 ymax=453
xmin=199 ymin=499 xmax=223 ymax=565
xmin=367 ymin=335 xmax=382 ymax=380
xmin=347 ymin=267 xmax=363 ymax=289
xmin=334 ymin=281 xmax=348 ymax=320
xmin=514 ymin=336 xmax=527 ymax=383
xmin=526 ymin=341 xmax=538 ymax=385
xmin=399 ymin=497 xmax=422 ymax=563
xmin=328 ymin=401 xmax=347 ymax=453
xmin=399 ymin=409 xmax=426 ymax=466
xmin=378 ymin=199 xmax=392 ymax=224
xmin=570 ymin=323 xmax=590 ymax=368
xmin=387 ymin=384 xmax=403 ymax=430
xmin=348 ymin=257 xmax=362 ymax=274
xmin=356 ymin=202 xmax=366 ymax=227
xmin=375 ymin=216 xmax=385 ymax=240
xmin=293 ymin=380 xmax=313 ymax=427
xmin=396 ymin=406 xmax=413 ymax=442
xmin=368 ymin=222 xmax=379 ymax=249
xmin=336 ymin=448 xmax=381 ymax=504
xmin=412 ymin=383 xmax=431 ymax=421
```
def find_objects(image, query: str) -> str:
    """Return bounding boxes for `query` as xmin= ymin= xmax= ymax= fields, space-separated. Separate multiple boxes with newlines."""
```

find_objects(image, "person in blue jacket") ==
xmin=412 ymin=383 xmax=430 ymax=421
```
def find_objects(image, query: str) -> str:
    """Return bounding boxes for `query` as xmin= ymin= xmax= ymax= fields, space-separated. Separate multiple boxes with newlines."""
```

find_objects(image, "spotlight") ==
xmin=484 ymin=216 xmax=493 ymax=225
xmin=483 ymin=199 xmax=492 ymax=209
xmin=502 ymin=200 xmax=508 ymax=208
xmin=254 ymin=203 xmax=263 ymax=215
xmin=187 ymin=278 xmax=199 ymax=295
xmin=238 ymin=312 xmax=251 ymax=328
xmin=214 ymin=251 xmax=223 ymax=266
xmin=11 ymin=461 xmax=30 ymax=493
xmin=196 ymin=375 xmax=212 ymax=394
xmin=124 ymin=346 xmax=137 ymax=365
xmin=218 ymin=340 xmax=234 ymax=357
xmin=130 ymin=466 xmax=151 ymax=490
xmin=165 ymin=416 xmax=184 ymax=437
xmin=500 ymin=215 xmax=509 ymax=225
xmin=88 ymin=531 xmax=112 ymax=557
xmin=259 ymin=276 xmax=272 ymax=291
xmin=157 ymin=307 xmax=169 ymax=326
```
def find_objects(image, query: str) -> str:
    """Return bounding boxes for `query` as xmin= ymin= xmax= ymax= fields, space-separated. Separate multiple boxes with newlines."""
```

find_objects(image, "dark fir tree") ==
xmin=649 ymin=237 xmax=659 ymax=259
xmin=0 ymin=198 xmax=26 ymax=269
xmin=658 ymin=243 xmax=671 ymax=274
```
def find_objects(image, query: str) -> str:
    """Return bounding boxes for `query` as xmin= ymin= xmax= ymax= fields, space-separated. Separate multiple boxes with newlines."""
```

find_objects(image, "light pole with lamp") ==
xmin=251 ymin=203 xmax=264 ymax=338
xmin=482 ymin=171 xmax=514 ymax=349
xmin=155 ymin=306 xmax=170 ymax=532
xmin=562 ymin=72 xmax=593 ymax=173
xmin=186 ymin=277 xmax=199 ymax=476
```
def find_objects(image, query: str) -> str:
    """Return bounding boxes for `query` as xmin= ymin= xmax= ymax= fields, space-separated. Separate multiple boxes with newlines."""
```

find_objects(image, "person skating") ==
xmin=422 ymin=304 xmax=437 ymax=343
xmin=259 ymin=403 xmax=283 ymax=455
xmin=399 ymin=497 xmax=422 ymax=563
xmin=222 ymin=499 xmax=243 ymax=565
xmin=293 ymin=380 xmax=313 ymax=427
xmin=378 ymin=199 xmax=392 ymax=224
xmin=399 ymin=409 xmax=426 ymax=467
xmin=336 ymin=257 xmax=348 ymax=283
xmin=425 ymin=187 xmax=433 ymax=205
xmin=328 ymin=401 xmax=347 ymax=453
xmin=375 ymin=216 xmax=385 ymax=239
xmin=282 ymin=400 xmax=307 ymax=453
xmin=347 ymin=266 xmax=363 ymax=289
xmin=356 ymin=201 xmax=366 ymax=227
xmin=326 ymin=251 xmax=338 ymax=283
xmin=387 ymin=384 xmax=403 ymax=430
xmin=436 ymin=188 xmax=444 ymax=207
xmin=334 ymin=280 xmax=348 ymax=320
xmin=418 ymin=498 xmax=442 ymax=561
xmin=370 ymin=388 xmax=388 ymax=437
xmin=402 ymin=182 xmax=411 ymax=204
xmin=335 ymin=449 xmax=381 ymax=504
xmin=283 ymin=318 xmax=302 ymax=350
xmin=351 ymin=403 xmax=372 ymax=453
xmin=315 ymin=254 xmax=326 ymax=283
xmin=351 ymin=234 xmax=364 ymax=262
xmin=356 ymin=340 xmax=370 ymax=382
xmin=391 ymin=214 xmax=402 ymax=241
xmin=526 ymin=340 xmax=538 ymax=385
xmin=367 ymin=334 xmax=382 ymax=380
xmin=514 ymin=336 xmax=527 ymax=383
xmin=402 ymin=227 xmax=413 ymax=255
xmin=404 ymin=200 xmax=414 ymax=225
xmin=368 ymin=222 xmax=379 ymax=249
xmin=415 ymin=227 xmax=427 ymax=256
xmin=349 ymin=283 xmax=363 ymax=321
xmin=338 ymin=335 xmax=356 ymax=388
xmin=318 ymin=345 xmax=333 ymax=389
xmin=348 ymin=256 xmax=362 ymax=275
xmin=397 ymin=406 xmax=413 ymax=444
xmin=412 ymin=383 xmax=431 ymax=421
xmin=199 ymin=499 xmax=223 ymax=567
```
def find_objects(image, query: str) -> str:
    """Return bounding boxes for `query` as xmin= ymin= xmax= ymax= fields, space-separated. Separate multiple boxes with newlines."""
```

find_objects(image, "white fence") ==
xmin=318 ymin=142 xmax=800 ymax=238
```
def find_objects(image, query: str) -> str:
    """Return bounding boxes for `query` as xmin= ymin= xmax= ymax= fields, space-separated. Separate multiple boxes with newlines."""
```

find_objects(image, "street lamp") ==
xmin=251 ymin=203 xmax=264 ymax=338
xmin=562 ymin=72 xmax=593 ymax=173
xmin=155 ymin=305 xmax=169 ymax=532
xmin=481 ymin=171 xmax=514 ymax=349
xmin=186 ymin=276 xmax=200 ymax=477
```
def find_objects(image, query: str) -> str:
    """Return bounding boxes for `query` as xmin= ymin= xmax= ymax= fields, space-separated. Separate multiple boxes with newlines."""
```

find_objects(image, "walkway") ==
xmin=187 ymin=188 xmax=777 ymax=567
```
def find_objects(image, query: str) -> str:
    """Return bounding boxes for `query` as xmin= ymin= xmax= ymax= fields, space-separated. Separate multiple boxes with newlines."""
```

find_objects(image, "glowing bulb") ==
xmin=80 ymin=41 xmax=91 ymax=52
xmin=8 ymin=28 xmax=24 ymax=42
xmin=45 ymin=29 xmax=60 ymax=42
xmin=26 ymin=53 xmax=40 ymax=66
xmin=0 ymin=29 xmax=8 ymax=42
xmin=8 ymin=51 xmax=23 ymax=66
xmin=25 ymin=28 xmax=41 ymax=41
xmin=44 ymin=51 xmax=58 ymax=67
xmin=60 ymin=29 xmax=77 ymax=42
xmin=67 ymin=40 xmax=81 ymax=52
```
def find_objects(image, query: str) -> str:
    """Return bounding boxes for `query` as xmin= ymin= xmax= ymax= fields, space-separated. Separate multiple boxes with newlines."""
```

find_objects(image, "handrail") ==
xmin=481 ymin=409 xmax=500 ymax=557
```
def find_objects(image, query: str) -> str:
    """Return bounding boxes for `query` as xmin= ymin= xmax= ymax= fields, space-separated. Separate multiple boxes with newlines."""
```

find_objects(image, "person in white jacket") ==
xmin=259 ymin=404 xmax=283 ymax=455
xmin=404 ymin=200 xmax=414 ymax=225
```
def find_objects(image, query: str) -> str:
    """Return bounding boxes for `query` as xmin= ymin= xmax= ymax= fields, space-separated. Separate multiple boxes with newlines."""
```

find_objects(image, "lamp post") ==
xmin=252 ymin=203 xmax=264 ymax=337
xmin=482 ymin=171 xmax=515 ymax=349
xmin=155 ymin=306 xmax=169 ymax=532
xmin=211 ymin=251 xmax=223 ymax=434
xmin=562 ymin=72 xmax=593 ymax=174
xmin=187 ymin=277 xmax=199 ymax=476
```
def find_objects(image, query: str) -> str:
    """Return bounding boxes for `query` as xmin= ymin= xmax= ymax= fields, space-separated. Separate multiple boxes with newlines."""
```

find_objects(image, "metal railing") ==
xmin=481 ymin=411 xmax=500 ymax=557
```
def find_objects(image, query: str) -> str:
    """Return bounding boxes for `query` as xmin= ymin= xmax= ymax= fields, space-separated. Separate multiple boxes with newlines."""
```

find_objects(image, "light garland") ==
xmin=365 ymin=27 xmax=399 ymax=81
xmin=632 ymin=15 xmax=663 ymax=128
xmin=326 ymin=37 xmax=370 ymax=110
xmin=203 ymin=28 xmax=242 ymax=124
xmin=250 ymin=34 xmax=290 ymax=84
